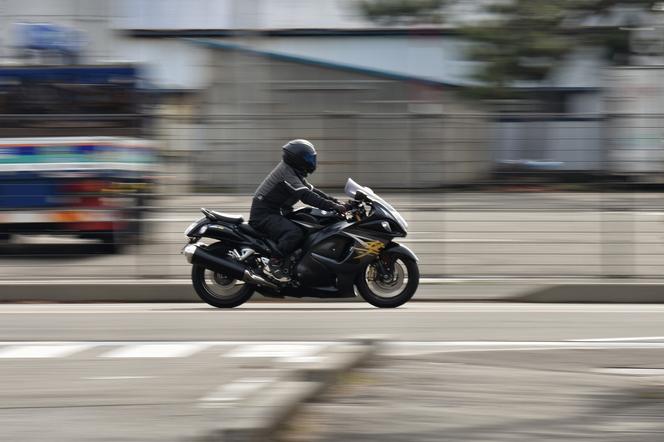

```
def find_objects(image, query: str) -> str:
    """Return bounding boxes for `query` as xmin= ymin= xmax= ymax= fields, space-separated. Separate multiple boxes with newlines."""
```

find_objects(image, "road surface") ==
xmin=3 ymin=302 xmax=664 ymax=440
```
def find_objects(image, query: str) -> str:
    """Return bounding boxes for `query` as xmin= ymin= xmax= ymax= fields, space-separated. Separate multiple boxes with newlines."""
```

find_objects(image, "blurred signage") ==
xmin=14 ymin=23 xmax=85 ymax=63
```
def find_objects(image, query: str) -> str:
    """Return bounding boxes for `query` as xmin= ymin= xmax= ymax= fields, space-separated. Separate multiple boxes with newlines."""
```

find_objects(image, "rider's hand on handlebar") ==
xmin=332 ymin=203 xmax=347 ymax=214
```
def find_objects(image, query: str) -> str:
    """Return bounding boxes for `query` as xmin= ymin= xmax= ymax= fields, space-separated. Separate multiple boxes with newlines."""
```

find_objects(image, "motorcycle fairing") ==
xmin=253 ymin=219 xmax=392 ymax=299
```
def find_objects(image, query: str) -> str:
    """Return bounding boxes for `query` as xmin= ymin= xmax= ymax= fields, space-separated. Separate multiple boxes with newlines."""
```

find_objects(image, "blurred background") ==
xmin=5 ymin=2 xmax=664 ymax=442
xmin=1 ymin=0 xmax=664 ymax=279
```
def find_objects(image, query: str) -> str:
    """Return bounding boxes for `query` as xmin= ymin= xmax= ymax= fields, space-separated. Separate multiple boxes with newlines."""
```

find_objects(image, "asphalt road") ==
xmin=3 ymin=301 xmax=664 ymax=341
xmin=4 ymin=302 xmax=664 ymax=441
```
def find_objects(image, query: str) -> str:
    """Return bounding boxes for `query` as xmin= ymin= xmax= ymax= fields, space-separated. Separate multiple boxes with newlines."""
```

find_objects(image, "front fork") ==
xmin=372 ymin=250 xmax=396 ymax=281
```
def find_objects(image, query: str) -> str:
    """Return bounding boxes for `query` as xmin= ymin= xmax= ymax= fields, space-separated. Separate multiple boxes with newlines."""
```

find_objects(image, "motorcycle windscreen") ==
xmin=344 ymin=178 xmax=408 ymax=231
xmin=344 ymin=178 xmax=366 ymax=200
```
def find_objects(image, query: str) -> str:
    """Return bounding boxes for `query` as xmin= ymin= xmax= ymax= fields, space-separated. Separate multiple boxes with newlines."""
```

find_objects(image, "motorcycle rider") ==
xmin=249 ymin=139 xmax=347 ymax=282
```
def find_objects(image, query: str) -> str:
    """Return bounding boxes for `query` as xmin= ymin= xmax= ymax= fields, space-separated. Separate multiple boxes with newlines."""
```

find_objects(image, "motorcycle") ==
xmin=182 ymin=178 xmax=419 ymax=308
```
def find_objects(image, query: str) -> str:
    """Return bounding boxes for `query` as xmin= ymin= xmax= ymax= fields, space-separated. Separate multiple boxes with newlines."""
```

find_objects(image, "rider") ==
xmin=249 ymin=139 xmax=346 ymax=282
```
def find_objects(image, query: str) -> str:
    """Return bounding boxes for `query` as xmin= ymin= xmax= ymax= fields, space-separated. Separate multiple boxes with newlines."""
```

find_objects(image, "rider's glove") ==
xmin=332 ymin=203 xmax=347 ymax=214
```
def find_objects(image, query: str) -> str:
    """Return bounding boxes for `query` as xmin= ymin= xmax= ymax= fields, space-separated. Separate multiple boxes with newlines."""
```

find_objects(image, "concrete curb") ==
xmin=511 ymin=284 xmax=664 ymax=303
xmin=207 ymin=341 xmax=377 ymax=442
xmin=209 ymin=381 xmax=322 ymax=442
xmin=5 ymin=280 xmax=664 ymax=303
xmin=293 ymin=342 xmax=376 ymax=385
xmin=0 ymin=279 xmax=520 ymax=303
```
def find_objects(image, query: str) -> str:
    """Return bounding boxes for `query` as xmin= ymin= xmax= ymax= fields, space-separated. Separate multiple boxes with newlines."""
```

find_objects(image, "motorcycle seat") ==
xmin=201 ymin=208 xmax=244 ymax=224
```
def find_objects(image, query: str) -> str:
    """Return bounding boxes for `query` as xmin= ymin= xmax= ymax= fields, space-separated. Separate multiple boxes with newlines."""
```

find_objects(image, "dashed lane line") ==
xmin=594 ymin=368 xmax=664 ymax=376
xmin=99 ymin=343 xmax=211 ymax=358
xmin=83 ymin=376 xmax=155 ymax=380
xmin=0 ymin=341 xmax=333 ymax=359
xmin=571 ymin=336 xmax=664 ymax=342
xmin=224 ymin=343 xmax=326 ymax=359
xmin=0 ymin=339 xmax=664 ymax=359
xmin=0 ymin=344 xmax=93 ymax=358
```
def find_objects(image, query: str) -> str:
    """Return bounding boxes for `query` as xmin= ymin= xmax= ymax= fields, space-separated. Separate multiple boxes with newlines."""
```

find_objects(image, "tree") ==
xmin=359 ymin=0 xmax=447 ymax=25
xmin=360 ymin=0 xmax=658 ymax=97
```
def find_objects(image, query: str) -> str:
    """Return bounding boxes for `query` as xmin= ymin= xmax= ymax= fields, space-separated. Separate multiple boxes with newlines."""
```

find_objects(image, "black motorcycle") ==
xmin=182 ymin=178 xmax=419 ymax=308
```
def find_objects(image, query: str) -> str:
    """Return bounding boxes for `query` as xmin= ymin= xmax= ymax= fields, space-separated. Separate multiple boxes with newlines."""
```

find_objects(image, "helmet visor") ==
xmin=303 ymin=151 xmax=317 ymax=171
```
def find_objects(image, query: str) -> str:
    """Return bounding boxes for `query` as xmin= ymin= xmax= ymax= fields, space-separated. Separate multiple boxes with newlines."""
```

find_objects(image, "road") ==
xmin=3 ymin=302 xmax=664 ymax=440
xmin=5 ymin=301 xmax=664 ymax=341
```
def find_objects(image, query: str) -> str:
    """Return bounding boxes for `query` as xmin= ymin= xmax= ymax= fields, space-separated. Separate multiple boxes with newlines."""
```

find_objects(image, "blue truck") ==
xmin=0 ymin=64 xmax=156 ymax=251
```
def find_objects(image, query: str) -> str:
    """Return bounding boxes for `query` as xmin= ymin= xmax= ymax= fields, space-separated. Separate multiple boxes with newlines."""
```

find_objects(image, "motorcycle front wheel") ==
xmin=356 ymin=252 xmax=419 ymax=308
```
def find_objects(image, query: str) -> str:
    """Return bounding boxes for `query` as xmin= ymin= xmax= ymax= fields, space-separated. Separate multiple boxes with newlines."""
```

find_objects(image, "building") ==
xmin=3 ymin=0 xmax=659 ymax=188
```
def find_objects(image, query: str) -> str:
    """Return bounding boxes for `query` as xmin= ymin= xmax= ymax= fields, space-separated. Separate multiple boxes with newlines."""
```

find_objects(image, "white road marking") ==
xmin=2 ymin=338 xmax=664 ymax=360
xmin=0 ymin=344 xmax=92 ymax=358
xmin=385 ymin=341 xmax=664 ymax=356
xmin=281 ymin=355 xmax=325 ymax=363
xmin=0 ymin=340 xmax=331 ymax=347
xmin=594 ymin=368 xmax=664 ymax=376
xmin=571 ymin=336 xmax=664 ymax=342
xmin=100 ymin=343 xmax=210 ymax=358
xmin=224 ymin=343 xmax=325 ymax=359
xmin=402 ymin=238 xmax=523 ymax=243
xmin=199 ymin=378 xmax=274 ymax=407
xmin=83 ymin=376 xmax=154 ymax=380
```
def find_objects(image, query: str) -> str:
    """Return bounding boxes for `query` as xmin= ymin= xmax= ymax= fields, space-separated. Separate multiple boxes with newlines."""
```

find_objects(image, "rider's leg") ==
xmin=251 ymin=215 xmax=303 ymax=281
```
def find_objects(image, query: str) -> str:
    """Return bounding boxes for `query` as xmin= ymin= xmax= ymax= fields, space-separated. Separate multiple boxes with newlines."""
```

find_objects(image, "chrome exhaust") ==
xmin=241 ymin=270 xmax=279 ymax=290
xmin=184 ymin=244 xmax=278 ymax=290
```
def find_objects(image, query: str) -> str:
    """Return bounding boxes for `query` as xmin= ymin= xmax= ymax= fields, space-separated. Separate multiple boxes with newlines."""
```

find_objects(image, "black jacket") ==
xmin=250 ymin=161 xmax=338 ymax=219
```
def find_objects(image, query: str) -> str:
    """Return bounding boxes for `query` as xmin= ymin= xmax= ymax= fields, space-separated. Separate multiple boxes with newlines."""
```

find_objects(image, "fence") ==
xmin=1 ymin=112 xmax=664 ymax=281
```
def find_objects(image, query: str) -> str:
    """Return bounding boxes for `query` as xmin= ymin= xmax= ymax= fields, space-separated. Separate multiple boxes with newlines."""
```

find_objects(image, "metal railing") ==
xmin=1 ymin=112 xmax=664 ymax=280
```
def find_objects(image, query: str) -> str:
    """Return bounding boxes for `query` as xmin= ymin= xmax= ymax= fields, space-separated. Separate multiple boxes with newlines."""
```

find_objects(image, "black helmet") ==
xmin=282 ymin=139 xmax=317 ymax=175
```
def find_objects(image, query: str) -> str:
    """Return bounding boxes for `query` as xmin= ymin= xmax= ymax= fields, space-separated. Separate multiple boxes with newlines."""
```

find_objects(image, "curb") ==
xmin=207 ymin=341 xmax=376 ymax=442
xmin=6 ymin=280 xmax=664 ymax=303
xmin=293 ymin=342 xmax=376 ymax=385
xmin=511 ymin=284 xmax=664 ymax=303
xmin=0 ymin=279 xmax=523 ymax=303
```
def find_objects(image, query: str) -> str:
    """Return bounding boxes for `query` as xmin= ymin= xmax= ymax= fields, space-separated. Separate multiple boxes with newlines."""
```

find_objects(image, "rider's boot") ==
xmin=263 ymin=257 xmax=291 ymax=283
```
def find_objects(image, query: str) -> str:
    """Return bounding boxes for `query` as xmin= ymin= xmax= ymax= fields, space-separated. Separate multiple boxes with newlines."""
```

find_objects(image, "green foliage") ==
xmin=359 ymin=0 xmax=446 ymax=25
xmin=360 ymin=0 xmax=657 ymax=97
xmin=462 ymin=0 xmax=575 ymax=94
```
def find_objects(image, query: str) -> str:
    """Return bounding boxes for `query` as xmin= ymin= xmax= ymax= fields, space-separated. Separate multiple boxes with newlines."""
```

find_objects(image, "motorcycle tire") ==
xmin=356 ymin=253 xmax=419 ymax=308
xmin=191 ymin=244 xmax=254 ymax=308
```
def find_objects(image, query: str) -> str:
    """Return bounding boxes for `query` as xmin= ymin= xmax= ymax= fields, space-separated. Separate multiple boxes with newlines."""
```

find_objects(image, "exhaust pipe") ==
xmin=184 ymin=244 xmax=278 ymax=290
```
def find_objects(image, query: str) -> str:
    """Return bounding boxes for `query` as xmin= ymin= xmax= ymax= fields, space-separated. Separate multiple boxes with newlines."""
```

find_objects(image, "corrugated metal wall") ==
xmin=195 ymin=47 xmax=491 ymax=190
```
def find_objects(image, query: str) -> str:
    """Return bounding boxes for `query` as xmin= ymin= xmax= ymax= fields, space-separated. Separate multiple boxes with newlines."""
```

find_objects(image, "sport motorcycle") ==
xmin=182 ymin=178 xmax=419 ymax=308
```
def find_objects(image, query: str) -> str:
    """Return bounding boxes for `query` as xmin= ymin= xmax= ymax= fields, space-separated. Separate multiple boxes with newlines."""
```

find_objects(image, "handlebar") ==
xmin=341 ymin=198 xmax=369 ymax=221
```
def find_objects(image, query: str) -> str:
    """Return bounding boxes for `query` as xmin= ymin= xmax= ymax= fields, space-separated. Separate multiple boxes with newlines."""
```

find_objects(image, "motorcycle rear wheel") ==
xmin=191 ymin=244 xmax=254 ymax=308
xmin=356 ymin=253 xmax=419 ymax=308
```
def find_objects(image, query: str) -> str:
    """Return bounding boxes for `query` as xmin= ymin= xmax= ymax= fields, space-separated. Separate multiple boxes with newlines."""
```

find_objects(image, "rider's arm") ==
xmin=283 ymin=174 xmax=342 ymax=212
xmin=302 ymin=178 xmax=340 ymax=203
